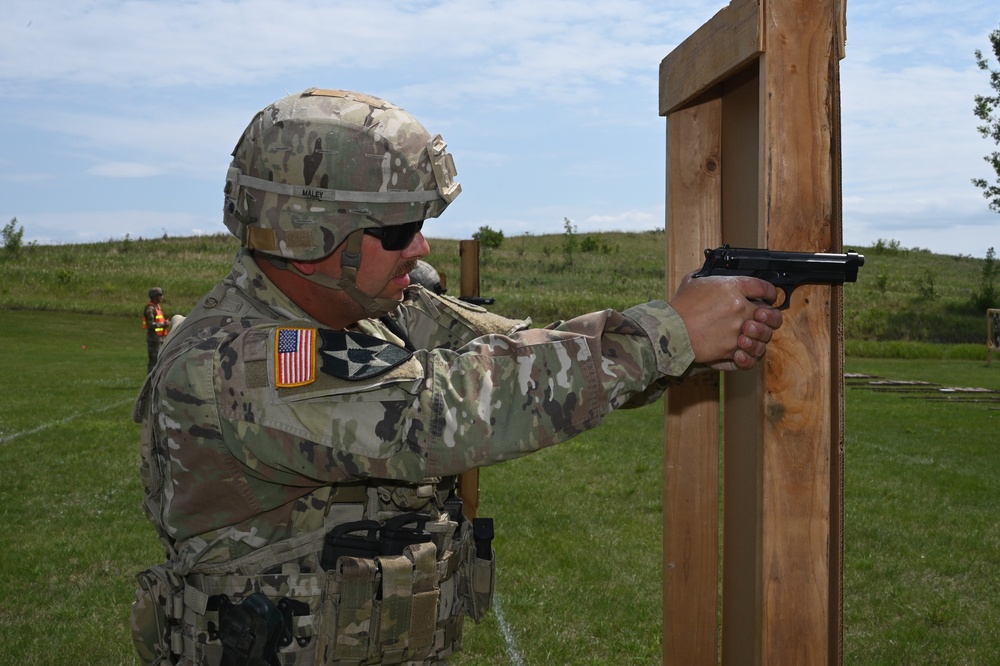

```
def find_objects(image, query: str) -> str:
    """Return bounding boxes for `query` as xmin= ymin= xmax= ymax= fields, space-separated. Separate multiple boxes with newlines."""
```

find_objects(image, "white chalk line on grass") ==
xmin=492 ymin=587 xmax=525 ymax=666
xmin=0 ymin=398 xmax=133 ymax=445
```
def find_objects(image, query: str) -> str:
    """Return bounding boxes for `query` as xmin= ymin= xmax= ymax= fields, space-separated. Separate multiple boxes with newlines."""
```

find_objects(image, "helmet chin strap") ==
xmin=270 ymin=230 xmax=402 ymax=320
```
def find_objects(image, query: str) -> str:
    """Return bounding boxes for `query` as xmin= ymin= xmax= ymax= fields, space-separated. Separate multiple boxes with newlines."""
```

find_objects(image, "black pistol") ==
xmin=692 ymin=245 xmax=864 ymax=309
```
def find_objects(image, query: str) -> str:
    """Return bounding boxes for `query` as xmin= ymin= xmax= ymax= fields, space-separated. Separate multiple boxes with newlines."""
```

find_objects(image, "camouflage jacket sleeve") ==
xmin=393 ymin=286 xmax=531 ymax=351
xmin=143 ymin=303 xmax=158 ymax=330
xmin=213 ymin=300 xmax=693 ymax=485
xmin=414 ymin=300 xmax=693 ymax=476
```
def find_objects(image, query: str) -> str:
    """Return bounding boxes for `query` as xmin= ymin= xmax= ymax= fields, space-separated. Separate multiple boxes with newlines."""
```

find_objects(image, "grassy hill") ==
xmin=0 ymin=230 xmax=996 ymax=353
xmin=2 ymin=233 xmax=998 ymax=663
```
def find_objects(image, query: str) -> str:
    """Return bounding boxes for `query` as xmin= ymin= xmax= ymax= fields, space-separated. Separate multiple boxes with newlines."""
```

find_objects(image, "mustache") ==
xmin=394 ymin=260 xmax=419 ymax=279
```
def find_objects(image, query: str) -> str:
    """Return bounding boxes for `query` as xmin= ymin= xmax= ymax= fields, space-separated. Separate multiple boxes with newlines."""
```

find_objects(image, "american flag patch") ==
xmin=275 ymin=328 xmax=316 ymax=387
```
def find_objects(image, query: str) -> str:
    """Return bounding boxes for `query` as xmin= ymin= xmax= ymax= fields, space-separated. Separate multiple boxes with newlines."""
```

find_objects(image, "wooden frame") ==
xmin=988 ymin=308 xmax=1000 ymax=365
xmin=660 ymin=0 xmax=847 ymax=663
xmin=458 ymin=239 xmax=482 ymax=519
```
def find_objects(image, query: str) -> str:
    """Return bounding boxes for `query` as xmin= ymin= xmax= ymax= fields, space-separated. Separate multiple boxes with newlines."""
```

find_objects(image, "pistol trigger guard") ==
xmin=775 ymin=287 xmax=792 ymax=310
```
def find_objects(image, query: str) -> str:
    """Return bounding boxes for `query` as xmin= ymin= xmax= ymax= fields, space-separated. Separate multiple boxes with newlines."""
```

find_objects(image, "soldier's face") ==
xmin=313 ymin=229 xmax=431 ymax=303
xmin=356 ymin=229 xmax=431 ymax=301
xmin=278 ymin=229 xmax=431 ymax=328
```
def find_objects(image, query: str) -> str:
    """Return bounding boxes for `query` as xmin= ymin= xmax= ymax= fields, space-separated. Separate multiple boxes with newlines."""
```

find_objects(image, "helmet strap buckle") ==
xmin=339 ymin=230 xmax=364 ymax=278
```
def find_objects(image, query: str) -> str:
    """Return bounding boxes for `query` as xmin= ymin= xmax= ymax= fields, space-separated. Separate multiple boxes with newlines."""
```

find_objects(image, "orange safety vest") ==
xmin=143 ymin=303 xmax=168 ymax=336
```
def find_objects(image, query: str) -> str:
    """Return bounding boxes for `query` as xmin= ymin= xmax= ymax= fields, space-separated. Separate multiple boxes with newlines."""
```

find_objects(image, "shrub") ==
xmin=873 ymin=238 xmax=909 ymax=255
xmin=472 ymin=225 xmax=504 ymax=250
xmin=915 ymin=268 xmax=936 ymax=301
xmin=562 ymin=218 xmax=578 ymax=265
xmin=971 ymin=247 xmax=997 ymax=312
xmin=2 ymin=217 xmax=24 ymax=257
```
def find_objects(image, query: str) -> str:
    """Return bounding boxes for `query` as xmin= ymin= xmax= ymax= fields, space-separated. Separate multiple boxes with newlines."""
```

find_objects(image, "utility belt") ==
xmin=132 ymin=510 xmax=495 ymax=665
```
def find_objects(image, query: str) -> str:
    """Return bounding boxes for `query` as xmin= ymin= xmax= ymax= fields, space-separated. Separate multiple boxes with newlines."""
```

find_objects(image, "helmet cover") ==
xmin=224 ymin=88 xmax=460 ymax=261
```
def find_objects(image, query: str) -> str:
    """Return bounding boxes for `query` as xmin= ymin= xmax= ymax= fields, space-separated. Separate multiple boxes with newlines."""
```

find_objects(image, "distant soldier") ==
xmin=408 ymin=259 xmax=447 ymax=294
xmin=142 ymin=287 xmax=169 ymax=374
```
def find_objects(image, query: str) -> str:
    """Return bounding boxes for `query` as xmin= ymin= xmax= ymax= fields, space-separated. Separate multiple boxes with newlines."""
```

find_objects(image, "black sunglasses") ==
xmin=363 ymin=220 xmax=424 ymax=251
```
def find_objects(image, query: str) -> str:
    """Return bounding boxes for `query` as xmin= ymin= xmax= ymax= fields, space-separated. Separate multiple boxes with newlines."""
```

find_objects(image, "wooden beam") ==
xmin=718 ymin=62 xmax=766 ymax=666
xmin=659 ymin=0 xmax=845 ymax=115
xmin=663 ymin=96 xmax=723 ymax=666
xmin=755 ymin=0 xmax=841 ymax=661
xmin=659 ymin=0 xmax=762 ymax=116
xmin=660 ymin=0 xmax=847 ymax=663
xmin=458 ymin=240 xmax=482 ymax=520
xmin=829 ymin=43 xmax=847 ymax=663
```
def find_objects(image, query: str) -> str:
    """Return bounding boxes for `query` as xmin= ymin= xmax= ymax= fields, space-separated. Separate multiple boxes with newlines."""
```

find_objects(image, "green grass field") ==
xmin=842 ymin=359 xmax=1000 ymax=665
xmin=0 ymin=310 xmax=666 ymax=664
xmin=0 ymin=230 xmax=995 ymax=345
xmin=2 ymin=309 xmax=998 ymax=664
xmin=1 ymin=232 xmax=998 ymax=663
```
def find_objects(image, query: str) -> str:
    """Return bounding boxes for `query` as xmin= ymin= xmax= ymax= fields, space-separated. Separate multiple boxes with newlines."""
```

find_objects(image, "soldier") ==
xmin=142 ymin=287 xmax=169 ymax=374
xmin=408 ymin=259 xmax=446 ymax=295
xmin=131 ymin=88 xmax=783 ymax=665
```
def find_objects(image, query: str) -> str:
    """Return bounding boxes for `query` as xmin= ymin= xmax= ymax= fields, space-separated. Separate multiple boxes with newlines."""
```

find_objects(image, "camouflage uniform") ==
xmin=131 ymin=86 xmax=698 ymax=665
xmin=132 ymin=248 xmax=695 ymax=665
xmin=144 ymin=288 xmax=168 ymax=374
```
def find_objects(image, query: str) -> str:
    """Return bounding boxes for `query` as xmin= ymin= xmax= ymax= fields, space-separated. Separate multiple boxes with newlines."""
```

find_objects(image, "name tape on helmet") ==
xmin=232 ymin=171 xmax=444 ymax=205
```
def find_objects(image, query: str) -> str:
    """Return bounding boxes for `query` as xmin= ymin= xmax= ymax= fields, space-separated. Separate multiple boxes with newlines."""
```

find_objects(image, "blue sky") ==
xmin=1 ymin=0 xmax=998 ymax=257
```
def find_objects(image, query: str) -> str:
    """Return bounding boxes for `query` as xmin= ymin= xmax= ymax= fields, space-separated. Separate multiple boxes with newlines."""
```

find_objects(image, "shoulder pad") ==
xmin=398 ymin=288 xmax=530 ymax=351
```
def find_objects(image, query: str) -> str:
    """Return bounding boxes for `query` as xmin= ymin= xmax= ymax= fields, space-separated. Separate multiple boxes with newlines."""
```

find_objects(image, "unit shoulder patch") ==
xmin=319 ymin=329 xmax=413 ymax=381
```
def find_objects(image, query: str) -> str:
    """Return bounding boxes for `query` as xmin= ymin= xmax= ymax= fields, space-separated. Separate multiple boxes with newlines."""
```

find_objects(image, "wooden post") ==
xmin=458 ymin=239 xmax=482 ymax=520
xmin=660 ymin=0 xmax=847 ymax=663
xmin=988 ymin=309 xmax=1000 ymax=365
xmin=664 ymin=97 xmax=724 ymax=665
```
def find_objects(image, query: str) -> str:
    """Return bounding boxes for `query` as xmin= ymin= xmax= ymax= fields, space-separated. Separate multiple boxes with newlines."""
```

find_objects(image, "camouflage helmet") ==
xmin=223 ymin=88 xmax=460 ymax=261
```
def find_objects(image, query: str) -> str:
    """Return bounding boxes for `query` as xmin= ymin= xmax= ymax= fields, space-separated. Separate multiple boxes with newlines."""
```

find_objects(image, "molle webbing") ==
xmin=375 ymin=555 xmax=415 ymax=659
xmin=173 ymin=511 xmax=478 ymax=665
xmin=326 ymin=557 xmax=377 ymax=662
xmin=408 ymin=542 xmax=439 ymax=652
xmin=183 ymin=554 xmax=447 ymax=663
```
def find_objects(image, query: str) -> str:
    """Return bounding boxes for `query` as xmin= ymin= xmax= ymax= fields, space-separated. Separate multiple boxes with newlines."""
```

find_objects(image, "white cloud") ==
xmin=86 ymin=162 xmax=164 ymax=178
xmin=583 ymin=209 xmax=662 ymax=229
xmin=5 ymin=209 xmax=220 ymax=245
xmin=2 ymin=0 xmax=688 ymax=97
xmin=837 ymin=2 xmax=1000 ymax=255
xmin=1 ymin=0 xmax=998 ymax=258
xmin=0 ymin=172 xmax=50 ymax=183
